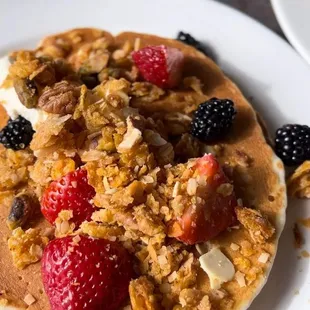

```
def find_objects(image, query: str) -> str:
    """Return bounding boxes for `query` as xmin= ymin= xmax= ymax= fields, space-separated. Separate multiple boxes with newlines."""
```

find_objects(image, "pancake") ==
xmin=0 ymin=29 xmax=286 ymax=310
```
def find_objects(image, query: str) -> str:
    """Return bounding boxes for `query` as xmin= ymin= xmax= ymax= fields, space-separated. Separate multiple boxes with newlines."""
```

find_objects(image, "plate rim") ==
xmin=271 ymin=0 xmax=310 ymax=65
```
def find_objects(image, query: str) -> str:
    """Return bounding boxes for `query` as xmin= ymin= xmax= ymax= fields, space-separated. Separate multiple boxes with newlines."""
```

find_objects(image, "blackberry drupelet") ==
xmin=190 ymin=98 xmax=237 ymax=142
xmin=275 ymin=124 xmax=310 ymax=166
xmin=0 ymin=116 xmax=34 ymax=150
xmin=177 ymin=31 xmax=207 ymax=55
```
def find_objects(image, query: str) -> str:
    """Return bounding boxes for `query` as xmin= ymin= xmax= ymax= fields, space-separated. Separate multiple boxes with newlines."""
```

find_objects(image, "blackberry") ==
xmin=177 ymin=31 xmax=207 ymax=55
xmin=275 ymin=124 xmax=310 ymax=166
xmin=190 ymin=98 xmax=236 ymax=142
xmin=0 ymin=116 xmax=34 ymax=150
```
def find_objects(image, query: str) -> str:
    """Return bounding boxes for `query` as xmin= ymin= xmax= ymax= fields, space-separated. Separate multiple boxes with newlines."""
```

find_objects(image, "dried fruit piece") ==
xmin=132 ymin=45 xmax=184 ymax=88
xmin=168 ymin=154 xmax=237 ymax=244
xmin=7 ymin=193 xmax=36 ymax=230
xmin=13 ymin=78 xmax=39 ymax=108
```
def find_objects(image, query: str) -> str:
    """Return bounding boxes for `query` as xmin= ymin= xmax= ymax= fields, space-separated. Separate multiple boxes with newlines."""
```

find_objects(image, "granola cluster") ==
xmin=0 ymin=29 xmax=278 ymax=310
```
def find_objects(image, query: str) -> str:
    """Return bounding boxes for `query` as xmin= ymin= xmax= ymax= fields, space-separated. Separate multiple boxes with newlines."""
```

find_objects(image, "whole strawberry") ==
xmin=41 ymin=169 xmax=95 ymax=227
xmin=132 ymin=45 xmax=184 ymax=88
xmin=42 ymin=235 xmax=134 ymax=310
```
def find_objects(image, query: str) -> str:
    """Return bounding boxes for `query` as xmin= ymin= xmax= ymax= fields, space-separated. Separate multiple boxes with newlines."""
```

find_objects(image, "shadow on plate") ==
xmin=250 ymin=199 xmax=310 ymax=310
xmin=220 ymin=61 xmax=292 ymax=136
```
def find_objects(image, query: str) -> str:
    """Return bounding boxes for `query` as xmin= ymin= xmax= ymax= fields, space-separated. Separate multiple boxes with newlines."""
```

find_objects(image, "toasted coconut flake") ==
xmin=196 ymin=175 xmax=207 ymax=187
xmin=258 ymin=252 xmax=270 ymax=264
xmin=117 ymin=118 xmax=142 ymax=152
xmin=103 ymin=176 xmax=111 ymax=191
xmin=217 ymin=183 xmax=234 ymax=197
xmin=134 ymin=38 xmax=141 ymax=51
xmin=167 ymin=271 xmax=178 ymax=283
xmin=72 ymin=235 xmax=81 ymax=244
xmin=172 ymin=181 xmax=181 ymax=198
xmin=235 ymin=271 xmax=246 ymax=287
xmin=24 ymin=293 xmax=36 ymax=306
xmin=187 ymin=178 xmax=197 ymax=196
xmin=140 ymin=175 xmax=154 ymax=184
xmin=230 ymin=243 xmax=240 ymax=251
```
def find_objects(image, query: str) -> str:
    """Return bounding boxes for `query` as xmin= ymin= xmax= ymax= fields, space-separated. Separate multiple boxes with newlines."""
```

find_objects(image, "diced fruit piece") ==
xmin=275 ymin=124 xmax=310 ymax=166
xmin=169 ymin=154 xmax=237 ymax=245
xmin=0 ymin=116 xmax=34 ymax=150
xmin=42 ymin=235 xmax=134 ymax=310
xmin=132 ymin=45 xmax=184 ymax=88
xmin=190 ymin=98 xmax=237 ymax=142
xmin=41 ymin=169 xmax=95 ymax=227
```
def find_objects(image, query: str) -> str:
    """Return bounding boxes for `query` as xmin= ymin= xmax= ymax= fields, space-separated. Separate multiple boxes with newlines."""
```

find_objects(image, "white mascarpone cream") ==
xmin=0 ymin=56 xmax=49 ymax=130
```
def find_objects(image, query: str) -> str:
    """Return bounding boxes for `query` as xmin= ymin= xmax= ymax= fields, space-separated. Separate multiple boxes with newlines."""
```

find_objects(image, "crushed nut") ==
xmin=55 ymin=210 xmax=75 ymax=237
xmin=8 ymin=227 xmax=49 ymax=269
xmin=129 ymin=276 xmax=160 ymax=310
xmin=38 ymin=80 xmax=81 ymax=115
xmin=236 ymin=206 xmax=275 ymax=243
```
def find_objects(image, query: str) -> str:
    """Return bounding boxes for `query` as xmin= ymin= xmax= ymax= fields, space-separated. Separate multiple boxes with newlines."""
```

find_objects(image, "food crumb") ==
xmin=24 ymin=293 xmax=36 ymax=305
xmin=293 ymin=223 xmax=304 ymax=248
xmin=298 ymin=218 xmax=310 ymax=228
xmin=294 ymin=290 xmax=299 ymax=295
xmin=0 ymin=298 xmax=8 ymax=306
xmin=301 ymin=250 xmax=310 ymax=258
xmin=230 ymin=243 xmax=240 ymax=251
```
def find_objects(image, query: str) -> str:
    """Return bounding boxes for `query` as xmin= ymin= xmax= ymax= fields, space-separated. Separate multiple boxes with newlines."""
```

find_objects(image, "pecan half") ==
xmin=38 ymin=80 xmax=81 ymax=115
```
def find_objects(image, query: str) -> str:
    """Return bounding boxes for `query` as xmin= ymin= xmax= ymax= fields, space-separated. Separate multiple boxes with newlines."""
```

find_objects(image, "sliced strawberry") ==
xmin=41 ymin=169 xmax=95 ymax=227
xmin=132 ymin=45 xmax=184 ymax=88
xmin=42 ymin=235 xmax=134 ymax=310
xmin=169 ymin=154 xmax=237 ymax=245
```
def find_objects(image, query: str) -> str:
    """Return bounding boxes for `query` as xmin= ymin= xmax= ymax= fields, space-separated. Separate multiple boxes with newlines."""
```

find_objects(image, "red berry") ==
xmin=42 ymin=235 xmax=134 ymax=310
xmin=132 ymin=45 xmax=184 ymax=88
xmin=41 ymin=169 xmax=95 ymax=227
xmin=169 ymin=154 xmax=237 ymax=245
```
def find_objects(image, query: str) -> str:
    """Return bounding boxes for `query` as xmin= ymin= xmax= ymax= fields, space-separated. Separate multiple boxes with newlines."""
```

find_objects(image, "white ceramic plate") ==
xmin=0 ymin=0 xmax=310 ymax=309
xmin=271 ymin=0 xmax=310 ymax=65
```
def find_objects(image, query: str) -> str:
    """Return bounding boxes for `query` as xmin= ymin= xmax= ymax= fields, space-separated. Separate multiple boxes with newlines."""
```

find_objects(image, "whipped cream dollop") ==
xmin=0 ymin=56 xmax=49 ymax=130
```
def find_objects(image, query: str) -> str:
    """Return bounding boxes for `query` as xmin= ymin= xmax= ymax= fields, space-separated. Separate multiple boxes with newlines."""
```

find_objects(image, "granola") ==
xmin=8 ymin=227 xmax=49 ymax=269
